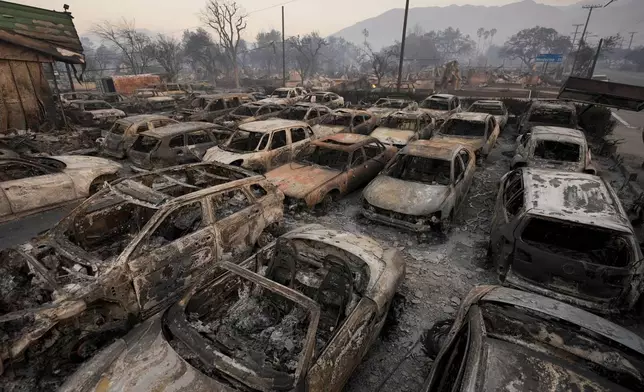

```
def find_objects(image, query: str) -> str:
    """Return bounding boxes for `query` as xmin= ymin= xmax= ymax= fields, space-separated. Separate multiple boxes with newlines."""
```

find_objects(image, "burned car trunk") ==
xmin=0 ymin=162 xmax=284 ymax=385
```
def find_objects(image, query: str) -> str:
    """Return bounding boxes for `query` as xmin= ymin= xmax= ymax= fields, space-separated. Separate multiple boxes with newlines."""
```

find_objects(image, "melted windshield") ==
xmin=387 ymin=154 xmax=451 ymax=185
xmin=279 ymin=107 xmax=309 ymax=121
xmin=533 ymin=140 xmax=581 ymax=162
xmin=298 ymin=146 xmax=349 ymax=171
xmin=381 ymin=117 xmax=419 ymax=131
xmin=273 ymin=89 xmax=290 ymax=98
xmin=421 ymin=99 xmax=449 ymax=111
xmin=375 ymin=99 xmax=408 ymax=109
xmin=469 ymin=105 xmax=504 ymax=115
xmin=84 ymin=102 xmax=112 ymax=110
xmin=441 ymin=119 xmax=486 ymax=138
xmin=231 ymin=105 xmax=255 ymax=117
xmin=529 ymin=109 xmax=574 ymax=126
xmin=322 ymin=114 xmax=352 ymax=127
xmin=225 ymin=130 xmax=269 ymax=152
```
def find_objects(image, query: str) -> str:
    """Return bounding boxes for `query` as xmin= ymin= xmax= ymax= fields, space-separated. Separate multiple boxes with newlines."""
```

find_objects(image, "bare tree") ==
xmin=288 ymin=33 xmax=327 ymax=84
xmin=201 ymin=0 xmax=247 ymax=88
xmin=92 ymin=19 xmax=153 ymax=75
xmin=151 ymin=34 xmax=183 ymax=81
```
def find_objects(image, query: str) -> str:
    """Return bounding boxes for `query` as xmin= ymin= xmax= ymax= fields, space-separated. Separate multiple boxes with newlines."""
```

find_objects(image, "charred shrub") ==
xmin=576 ymin=104 xmax=616 ymax=143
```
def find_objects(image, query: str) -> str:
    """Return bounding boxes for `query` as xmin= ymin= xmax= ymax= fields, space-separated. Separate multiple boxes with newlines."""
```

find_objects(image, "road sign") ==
xmin=536 ymin=54 xmax=563 ymax=63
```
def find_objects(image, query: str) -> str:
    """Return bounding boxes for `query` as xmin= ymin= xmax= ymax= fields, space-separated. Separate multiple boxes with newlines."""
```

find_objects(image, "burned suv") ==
xmin=0 ymin=163 xmax=283 ymax=378
xmin=489 ymin=168 xmax=643 ymax=313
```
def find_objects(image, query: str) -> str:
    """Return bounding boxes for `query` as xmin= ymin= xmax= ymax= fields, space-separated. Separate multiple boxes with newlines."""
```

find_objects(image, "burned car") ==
xmin=0 ymin=163 xmax=284 ymax=376
xmin=313 ymin=108 xmax=378 ymax=136
xmin=432 ymin=112 xmax=500 ymax=160
xmin=512 ymin=126 xmax=596 ymax=174
xmin=418 ymin=94 xmax=462 ymax=122
xmin=60 ymin=225 xmax=405 ymax=392
xmin=182 ymin=93 xmax=256 ymax=122
xmin=66 ymin=100 xmax=126 ymax=126
xmin=203 ymin=119 xmax=338 ymax=174
xmin=259 ymin=87 xmax=306 ymax=105
xmin=517 ymin=100 xmax=578 ymax=134
xmin=466 ymin=99 xmax=508 ymax=130
xmin=0 ymin=155 xmax=121 ymax=223
xmin=275 ymin=102 xmax=332 ymax=125
xmin=100 ymin=114 xmax=178 ymax=159
xmin=421 ymin=285 xmax=644 ymax=392
xmin=266 ymin=134 xmax=396 ymax=213
xmin=367 ymin=97 xmax=418 ymax=118
xmin=362 ymin=141 xmax=475 ymax=232
xmin=301 ymin=91 xmax=345 ymax=108
xmin=214 ymin=101 xmax=286 ymax=127
xmin=133 ymin=89 xmax=176 ymax=111
xmin=489 ymin=168 xmax=643 ymax=313
xmin=128 ymin=122 xmax=233 ymax=170
xmin=369 ymin=110 xmax=436 ymax=149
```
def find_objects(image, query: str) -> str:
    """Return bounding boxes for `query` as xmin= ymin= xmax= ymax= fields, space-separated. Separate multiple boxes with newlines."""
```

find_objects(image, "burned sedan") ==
xmin=276 ymin=102 xmax=332 ymax=125
xmin=100 ymin=114 xmax=178 ymax=158
xmin=203 ymin=119 xmax=338 ymax=174
xmin=512 ymin=126 xmax=596 ymax=174
xmin=418 ymin=94 xmax=462 ymax=122
xmin=369 ymin=110 xmax=436 ymax=149
xmin=214 ymin=101 xmax=286 ymax=127
xmin=313 ymin=108 xmax=378 ymax=136
xmin=66 ymin=100 xmax=126 ymax=126
xmin=259 ymin=87 xmax=306 ymax=105
xmin=0 ymin=163 xmax=284 ymax=376
xmin=128 ymin=122 xmax=233 ymax=170
xmin=489 ymin=168 xmax=643 ymax=313
xmin=60 ymin=225 xmax=405 ymax=392
xmin=367 ymin=98 xmax=418 ymax=118
xmin=301 ymin=91 xmax=345 ymax=108
xmin=362 ymin=140 xmax=475 ymax=232
xmin=0 ymin=155 xmax=121 ymax=223
xmin=421 ymin=285 xmax=644 ymax=392
xmin=517 ymin=100 xmax=578 ymax=134
xmin=432 ymin=112 xmax=500 ymax=160
xmin=266 ymin=134 xmax=396 ymax=213
xmin=466 ymin=99 xmax=508 ymax=130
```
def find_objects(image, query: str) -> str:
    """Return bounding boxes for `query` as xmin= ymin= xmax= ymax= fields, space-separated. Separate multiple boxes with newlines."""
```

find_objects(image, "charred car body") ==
xmin=517 ymin=100 xmax=578 ymax=134
xmin=313 ymin=109 xmax=378 ymax=136
xmin=421 ymin=285 xmax=644 ymax=392
xmin=60 ymin=225 xmax=405 ymax=392
xmin=100 ymin=114 xmax=178 ymax=159
xmin=418 ymin=94 xmax=462 ymax=122
xmin=181 ymin=93 xmax=256 ymax=122
xmin=259 ymin=87 xmax=307 ymax=105
xmin=66 ymin=100 xmax=126 ymax=126
xmin=275 ymin=103 xmax=333 ymax=126
xmin=214 ymin=101 xmax=286 ymax=128
xmin=369 ymin=110 xmax=436 ymax=149
xmin=0 ymin=163 xmax=284 ymax=375
xmin=466 ymin=99 xmax=508 ymax=130
xmin=0 ymin=156 xmax=121 ymax=223
xmin=133 ymin=89 xmax=176 ymax=112
xmin=432 ymin=112 xmax=500 ymax=160
xmin=367 ymin=98 xmax=418 ymax=118
xmin=128 ymin=122 xmax=233 ymax=170
xmin=266 ymin=134 xmax=396 ymax=212
xmin=301 ymin=91 xmax=345 ymax=108
xmin=362 ymin=140 xmax=475 ymax=232
xmin=512 ymin=126 xmax=596 ymax=174
xmin=203 ymin=119 xmax=339 ymax=174
xmin=489 ymin=168 xmax=643 ymax=313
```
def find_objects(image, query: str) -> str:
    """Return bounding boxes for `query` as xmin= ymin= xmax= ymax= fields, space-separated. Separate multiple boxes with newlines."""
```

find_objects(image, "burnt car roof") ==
xmin=333 ymin=108 xmax=371 ymax=116
xmin=140 ymin=122 xmax=220 ymax=138
xmin=401 ymin=139 xmax=464 ymax=160
xmin=312 ymin=134 xmax=375 ymax=152
xmin=239 ymin=119 xmax=308 ymax=133
xmin=481 ymin=286 xmax=644 ymax=355
xmin=387 ymin=110 xmax=429 ymax=119
xmin=116 ymin=114 xmax=173 ymax=124
xmin=293 ymin=102 xmax=329 ymax=109
xmin=521 ymin=168 xmax=631 ymax=232
xmin=449 ymin=112 xmax=490 ymax=122
xmin=425 ymin=94 xmax=455 ymax=100
xmin=531 ymin=126 xmax=586 ymax=141
xmin=69 ymin=99 xmax=110 ymax=105
xmin=531 ymin=100 xmax=576 ymax=110
xmin=471 ymin=99 xmax=504 ymax=106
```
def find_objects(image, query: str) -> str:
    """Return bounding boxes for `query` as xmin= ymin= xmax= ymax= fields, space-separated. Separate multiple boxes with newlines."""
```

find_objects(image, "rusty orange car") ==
xmin=265 ymin=133 xmax=396 ymax=213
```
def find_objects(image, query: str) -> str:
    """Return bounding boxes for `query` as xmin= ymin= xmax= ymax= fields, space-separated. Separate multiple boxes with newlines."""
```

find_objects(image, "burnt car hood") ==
xmin=528 ymin=158 xmax=584 ymax=172
xmin=419 ymin=108 xmax=449 ymax=119
xmin=363 ymin=176 xmax=449 ymax=215
xmin=266 ymin=163 xmax=340 ymax=199
xmin=433 ymin=134 xmax=485 ymax=151
xmin=88 ymin=109 xmax=125 ymax=118
xmin=202 ymin=146 xmax=259 ymax=163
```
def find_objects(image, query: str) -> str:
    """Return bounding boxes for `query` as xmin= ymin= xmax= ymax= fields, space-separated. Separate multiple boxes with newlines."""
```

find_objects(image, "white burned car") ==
xmin=512 ymin=126 xmax=595 ymax=174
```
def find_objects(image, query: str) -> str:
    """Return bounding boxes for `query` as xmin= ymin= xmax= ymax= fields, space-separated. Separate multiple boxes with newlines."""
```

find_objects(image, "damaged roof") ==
xmin=426 ymin=94 xmax=455 ymax=100
xmin=313 ymin=134 xmax=374 ymax=151
xmin=239 ymin=119 xmax=308 ymax=133
xmin=531 ymin=126 xmax=586 ymax=142
xmin=522 ymin=168 xmax=631 ymax=232
xmin=402 ymin=139 xmax=463 ymax=160
xmin=449 ymin=112 xmax=490 ymax=122
xmin=116 ymin=114 xmax=174 ymax=124
xmin=0 ymin=1 xmax=84 ymax=63
xmin=140 ymin=122 xmax=220 ymax=137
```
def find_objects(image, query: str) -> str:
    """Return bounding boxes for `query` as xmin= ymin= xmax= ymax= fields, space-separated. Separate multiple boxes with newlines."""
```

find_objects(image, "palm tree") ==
xmin=477 ymin=28 xmax=484 ymax=55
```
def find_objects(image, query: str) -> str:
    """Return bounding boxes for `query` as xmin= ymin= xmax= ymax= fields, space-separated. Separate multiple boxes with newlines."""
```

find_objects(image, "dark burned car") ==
xmin=100 ymin=114 xmax=178 ymax=159
xmin=367 ymin=98 xmax=418 ymax=118
xmin=66 ymin=100 xmax=126 ymax=126
xmin=275 ymin=102 xmax=332 ymax=125
xmin=214 ymin=101 xmax=286 ymax=127
xmin=421 ymin=285 xmax=644 ymax=392
xmin=183 ymin=93 xmax=256 ymax=122
xmin=60 ymin=225 xmax=405 ymax=392
xmin=0 ymin=163 xmax=284 ymax=380
xmin=301 ymin=91 xmax=344 ymax=108
xmin=489 ymin=168 xmax=643 ymax=313
xmin=128 ymin=122 xmax=233 ymax=170
xmin=313 ymin=108 xmax=378 ymax=136
xmin=517 ymin=100 xmax=578 ymax=134
xmin=369 ymin=110 xmax=436 ymax=149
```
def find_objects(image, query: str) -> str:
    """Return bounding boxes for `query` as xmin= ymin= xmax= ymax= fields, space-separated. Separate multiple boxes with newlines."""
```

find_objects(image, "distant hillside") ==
xmin=331 ymin=0 xmax=643 ymax=50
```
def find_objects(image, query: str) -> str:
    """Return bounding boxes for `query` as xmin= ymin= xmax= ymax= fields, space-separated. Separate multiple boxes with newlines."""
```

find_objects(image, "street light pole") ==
xmin=571 ymin=1 xmax=616 ymax=76
xmin=282 ymin=6 xmax=286 ymax=87
xmin=396 ymin=0 xmax=410 ymax=92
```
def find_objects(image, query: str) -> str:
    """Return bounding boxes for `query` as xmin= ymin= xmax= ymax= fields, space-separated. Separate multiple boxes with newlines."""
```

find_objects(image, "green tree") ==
xmin=501 ymin=26 xmax=571 ymax=68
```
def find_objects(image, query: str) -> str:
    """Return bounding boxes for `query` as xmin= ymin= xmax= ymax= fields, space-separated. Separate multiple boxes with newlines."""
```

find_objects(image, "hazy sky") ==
xmin=15 ymin=0 xmax=583 ymax=41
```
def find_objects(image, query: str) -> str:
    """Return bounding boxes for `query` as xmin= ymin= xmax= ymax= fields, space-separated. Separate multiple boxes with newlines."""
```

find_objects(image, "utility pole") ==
xmin=588 ymin=38 xmax=603 ymax=78
xmin=571 ymin=1 xmax=615 ymax=76
xmin=571 ymin=24 xmax=584 ymax=48
xmin=282 ymin=6 xmax=286 ymax=87
xmin=628 ymin=32 xmax=637 ymax=50
xmin=396 ymin=0 xmax=410 ymax=92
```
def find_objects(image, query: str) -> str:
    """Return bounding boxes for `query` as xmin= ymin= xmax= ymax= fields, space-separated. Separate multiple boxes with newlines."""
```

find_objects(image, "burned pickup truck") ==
xmin=0 ymin=163 xmax=284 ymax=379
xmin=60 ymin=225 xmax=405 ymax=392
xmin=489 ymin=168 xmax=643 ymax=314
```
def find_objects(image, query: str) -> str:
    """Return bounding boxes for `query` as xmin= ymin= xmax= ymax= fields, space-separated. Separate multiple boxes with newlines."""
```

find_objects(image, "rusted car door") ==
xmin=458 ymin=149 xmax=475 ymax=204
xmin=0 ymin=161 xmax=76 ymax=216
xmin=185 ymin=130 xmax=217 ymax=161
xmin=266 ymin=129 xmax=292 ymax=171
xmin=352 ymin=114 xmax=375 ymax=135
xmin=452 ymin=154 xmax=467 ymax=209
xmin=168 ymin=134 xmax=192 ymax=165
xmin=209 ymin=188 xmax=263 ymax=257
xmin=490 ymin=171 xmax=524 ymax=280
xmin=307 ymin=299 xmax=379 ymax=391
xmin=128 ymin=200 xmax=216 ymax=315
xmin=485 ymin=117 xmax=500 ymax=154
xmin=289 ymin=126 xmax=313 ymax=159
xmin=346 ymin=149 xmax=371 ymax=193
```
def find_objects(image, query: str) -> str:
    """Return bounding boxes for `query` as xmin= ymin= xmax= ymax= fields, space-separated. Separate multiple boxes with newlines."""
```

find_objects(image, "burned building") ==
xmin=0 ymin=1 xmax=84 ymax=133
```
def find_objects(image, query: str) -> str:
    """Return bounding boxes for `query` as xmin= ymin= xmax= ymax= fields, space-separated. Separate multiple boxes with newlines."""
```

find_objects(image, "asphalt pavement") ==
xmin=0 ymin=203 xmax=79 ymax=250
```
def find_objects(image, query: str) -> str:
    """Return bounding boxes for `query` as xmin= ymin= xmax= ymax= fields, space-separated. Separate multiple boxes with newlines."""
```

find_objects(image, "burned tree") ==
xmin=201 ymin=0 xmax=247 ymax=88
xmin=288 ymin=33 xmax=327 ymax=84
xmin=361 ymin=30 xmax=397 ymax=87
xmin=150 ymin=34 xmax=183 ymax=81
xmin=182 ymin=28 xmax=227 ymax=83
xmin=92 ymin=19 xmax=154 ymax=75
xmin=501 ymin=26 xmax=571 ymax=68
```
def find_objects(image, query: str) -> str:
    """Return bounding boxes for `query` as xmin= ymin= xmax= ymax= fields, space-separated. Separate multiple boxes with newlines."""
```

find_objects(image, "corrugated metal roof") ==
xmin=0 ymin=1 xmax=84 ymax=63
